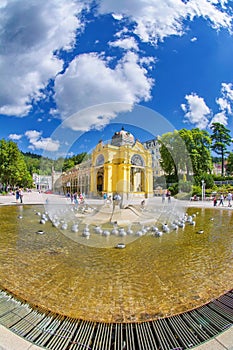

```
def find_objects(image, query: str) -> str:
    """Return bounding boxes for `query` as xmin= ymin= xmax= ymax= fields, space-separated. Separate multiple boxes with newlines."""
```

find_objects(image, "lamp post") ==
xmin=201 ymin=179 xmax=205 ymax=201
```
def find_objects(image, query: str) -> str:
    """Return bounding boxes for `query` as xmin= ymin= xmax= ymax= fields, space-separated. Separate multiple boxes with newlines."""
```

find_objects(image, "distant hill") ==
xmin=22 ymin=151 xmax=88 ymax=175
xmin=22 ymin=152 xmax=42 ymax=159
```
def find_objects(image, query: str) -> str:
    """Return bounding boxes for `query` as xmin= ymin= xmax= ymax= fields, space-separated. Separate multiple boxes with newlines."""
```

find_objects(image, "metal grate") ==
xmin=0 ymin=289 xmax=232 ymax=350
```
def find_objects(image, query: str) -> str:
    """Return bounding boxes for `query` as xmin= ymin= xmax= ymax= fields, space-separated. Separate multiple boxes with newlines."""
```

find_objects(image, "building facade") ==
xmin=33 ymin=170 xmax=63 ymax=192
xmin=142 ymin=137 xmax=164 ymax=177
xmin=61 ymin=160 xmax=91 ymax=196
xmin=62 ymin=128 xmax=156 ymax=198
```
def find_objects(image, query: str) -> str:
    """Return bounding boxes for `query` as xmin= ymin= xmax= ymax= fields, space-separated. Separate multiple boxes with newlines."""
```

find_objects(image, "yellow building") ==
xmin=62 ymin=127 xmax=154 ymax=198
xmin=91 ymin=128 xmax=153 ymax=198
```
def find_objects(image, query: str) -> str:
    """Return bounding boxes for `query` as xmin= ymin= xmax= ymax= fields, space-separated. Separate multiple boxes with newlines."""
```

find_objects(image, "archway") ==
xmin=130 ymin=167 xmax=145 ymax=192
xmin=96 ymin=168 xmax=104 ymax=193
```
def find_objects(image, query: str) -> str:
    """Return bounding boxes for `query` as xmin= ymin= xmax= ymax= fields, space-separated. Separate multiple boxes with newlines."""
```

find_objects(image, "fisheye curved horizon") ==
xmin=40 ymin=102 xmax=194 ymax=248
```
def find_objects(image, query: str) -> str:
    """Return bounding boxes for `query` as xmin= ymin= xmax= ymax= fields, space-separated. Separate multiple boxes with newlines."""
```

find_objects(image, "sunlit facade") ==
xmin=62 ymin=128 xmax=155 ymax=198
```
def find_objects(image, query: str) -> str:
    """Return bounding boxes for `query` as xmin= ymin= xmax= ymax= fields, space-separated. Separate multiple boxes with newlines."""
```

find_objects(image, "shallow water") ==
xmin=0 ymin=204 xmax=232 ymax=322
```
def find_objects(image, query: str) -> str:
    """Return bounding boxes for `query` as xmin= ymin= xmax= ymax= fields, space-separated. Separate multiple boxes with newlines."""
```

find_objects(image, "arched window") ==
xmin=131 ymin=154 xmax=144 ymax=167
xmin=96 ymin=154 xmax=104 ymax=166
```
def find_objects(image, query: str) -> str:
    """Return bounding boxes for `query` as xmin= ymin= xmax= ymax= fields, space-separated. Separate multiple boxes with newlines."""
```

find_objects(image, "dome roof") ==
xmin=111 ymin=127 xmax=135 ymax=146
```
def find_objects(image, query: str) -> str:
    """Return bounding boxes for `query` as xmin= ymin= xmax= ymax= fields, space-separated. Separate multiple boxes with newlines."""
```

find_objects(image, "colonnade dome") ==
xmin=62 ymin=127 xmax=160 ymax=199
xmin=111 ymin=127 xmax=135 ymax=146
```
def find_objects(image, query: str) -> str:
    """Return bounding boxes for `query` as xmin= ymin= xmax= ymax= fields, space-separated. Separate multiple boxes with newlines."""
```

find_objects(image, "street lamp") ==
xmin=201 ymin=179 xmax=205 ymax=201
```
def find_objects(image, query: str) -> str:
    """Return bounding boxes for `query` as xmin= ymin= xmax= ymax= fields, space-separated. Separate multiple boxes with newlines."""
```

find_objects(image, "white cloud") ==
xmin=190 ymin=36 xmax=197 ymax=42
xmin=25 ymin=129 xmax=60 ymax=151
xmin=115 ymin=27 xmax=129 ymax=38
xmin=210 ymin=111 xmax=228 ymax=126
xmin=216 ymin=97 xmax=231 ymax=114
xmin=0 ymin=0 xmax=232 ymax=132
xmin=8 ymin=133 xmax=23 ymax=140
xmin=28 ymin=138 xmax=60 ymax=152
xmin=183 ymin=83 xmax=233 ymax=128
xmin=112 ymin=13 xmax=123 ymax=21
xmin=109 ymin=37 xmax=139 ymax=51
xmin=218 ymin=83 xmax=233 ymax=114
xmin=181 ymin=93 xmax=211 ymax=129
xmin=97 ymin=0 xmax=232 ymax=44
xmin=62 ymin=103 xmax=133 ymax=131
xmin=54 ymin=51 xmax=154 ymax=130
xmin=0 ymin=0 xmax=87 ymax=117
xmin=25 ymin=130 xmax=42 ymax=141
xmin=139 ymin=56 xmax=156 ymax=69
xmin=210 ymin=82 xmax=233 ymax=125
xmin=222 ymin=82 xmax=233 ymax=100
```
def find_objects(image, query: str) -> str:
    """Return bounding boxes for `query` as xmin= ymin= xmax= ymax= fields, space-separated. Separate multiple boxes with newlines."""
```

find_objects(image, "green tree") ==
xmin=39 ymin=157 xmax=54 ymax=175
xmin=158 ymin=133 xmax=176 ymax=176
xmin=194 ymin=173 xmax=214 ymax=189
xmin=54 ymin=157 xmax=65 ymax=172
xmin=0 ymin=139 xmax=32 ymax=189
xmin=158 ymin=130 xmax=192 ymax=182
xmin=62 ymin=152 xmax=88 ymax=172
xmin=23 ymin=152 xmax=42 ymax=174
xmin=62 ymin=158 xmax=75 ymax=172
xmin=226 ymin=152 xmax=233 ymax=175
xmin=179 ymin=128 xmax=212 ymax=176
xmin=210 ymin=122 xmax=232 ymax=176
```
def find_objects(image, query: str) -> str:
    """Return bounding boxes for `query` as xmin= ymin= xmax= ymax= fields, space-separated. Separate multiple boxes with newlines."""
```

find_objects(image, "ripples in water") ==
xmin=0 ymin=205 xmax=232 ymax=322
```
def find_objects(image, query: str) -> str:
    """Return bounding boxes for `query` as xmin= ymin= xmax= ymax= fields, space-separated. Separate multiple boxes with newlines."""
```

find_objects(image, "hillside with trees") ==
xmin=22 ymin=152 xmax=89 ymax=175
xmin=0 ymin=139 xmax=89 ymax=191
xmin=0 ymin=123 xmax=232 ymax=196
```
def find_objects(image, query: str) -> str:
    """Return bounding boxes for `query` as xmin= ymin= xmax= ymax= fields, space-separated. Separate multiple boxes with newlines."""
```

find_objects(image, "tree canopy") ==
xmin=0 ymin=140 xmax=32 ymax=188
xmin=210 ymin=122 xmax=232 ymax=176
xmin=158 ymin=128 xmax=213 ymax=189
xmin=62 ymin=153 xmax=88 ymax=172
xmin=179 ymin=128 xmax=212 ymax=176
xmin=0 ymin=124 xmax=232 ymax=192
xmin=226 ymin=152 xmax=233 ymax=175
xmin=22 ymin=152 xmax=89 ymax=175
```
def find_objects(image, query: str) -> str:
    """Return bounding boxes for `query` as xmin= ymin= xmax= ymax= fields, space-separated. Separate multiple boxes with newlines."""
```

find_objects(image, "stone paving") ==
xmin=0 ymin=191 xmax=232 ymax=349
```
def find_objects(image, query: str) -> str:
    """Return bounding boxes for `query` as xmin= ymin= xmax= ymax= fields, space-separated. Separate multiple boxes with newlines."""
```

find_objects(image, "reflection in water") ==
xmin=0 ymin=205 xmax=232 ymax=322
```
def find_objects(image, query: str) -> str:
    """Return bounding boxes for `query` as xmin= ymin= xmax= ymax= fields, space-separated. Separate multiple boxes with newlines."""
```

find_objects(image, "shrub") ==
xmin=194 ymin=174 xmax=214 ymax=188
xmin=178 ymin=180 xmax=192 ymax=193
xmin=192 ymin=185 xmax=202 ymax=197
xmin=168 ymin=183 xmax=178 ymax=196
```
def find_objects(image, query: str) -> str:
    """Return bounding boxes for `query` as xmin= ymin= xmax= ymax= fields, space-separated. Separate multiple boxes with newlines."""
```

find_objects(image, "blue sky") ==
xmin=1 ymin=0 xmax=233 ymax=158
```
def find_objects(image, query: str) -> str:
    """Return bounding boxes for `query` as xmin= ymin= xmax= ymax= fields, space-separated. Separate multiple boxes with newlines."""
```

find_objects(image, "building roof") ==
xmin=111 ymin=127 xmax=135 ymax=147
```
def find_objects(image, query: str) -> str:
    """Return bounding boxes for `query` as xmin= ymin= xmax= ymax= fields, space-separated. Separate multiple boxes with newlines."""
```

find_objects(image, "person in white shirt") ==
xmin=227 ymin=192 xmax=232 ymax=207
xmin=218 ymin=194 xmax=224 ymax=206
xmin=19 ymin=189 xmax=23 ymax=203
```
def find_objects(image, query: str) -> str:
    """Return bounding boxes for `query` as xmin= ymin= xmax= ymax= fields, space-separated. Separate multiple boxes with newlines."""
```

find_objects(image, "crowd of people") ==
xmin=66 ymin=192 xmax=85 ymax=205
xmin=4 ymin=187 xmax=233 ymax=210
xmin=213 ymin=192 xmax=232 ymax=207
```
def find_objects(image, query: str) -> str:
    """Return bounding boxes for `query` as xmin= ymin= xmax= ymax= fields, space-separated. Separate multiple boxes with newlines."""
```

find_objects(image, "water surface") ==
xmin=0 ymin=205 xmax=232 ymax=322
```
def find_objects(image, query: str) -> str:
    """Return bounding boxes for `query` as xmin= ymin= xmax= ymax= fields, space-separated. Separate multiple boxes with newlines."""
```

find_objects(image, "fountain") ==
xmin=0 ymin=197 xmax=232 ymax=325
xmin=42 ymin=193 xmax=189 ymax=249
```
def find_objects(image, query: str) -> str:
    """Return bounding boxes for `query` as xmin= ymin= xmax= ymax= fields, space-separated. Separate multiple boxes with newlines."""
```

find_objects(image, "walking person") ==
xmin=162 ymin=192 xmax=165 ymax=203
xmin=218 ymin=194 xmax=224 ymax=206
xmin=15 ymin=188 xmax=20 ymax=203
xmin=227 ymin=192 xmax=232 ymax=207
xmin=213 ymin=196 xmax=217 ymax=207
xmin=167 ymin=190 xmax=171 ymax=203
xmin=19 ymin=189 xmax=24 ymax=203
